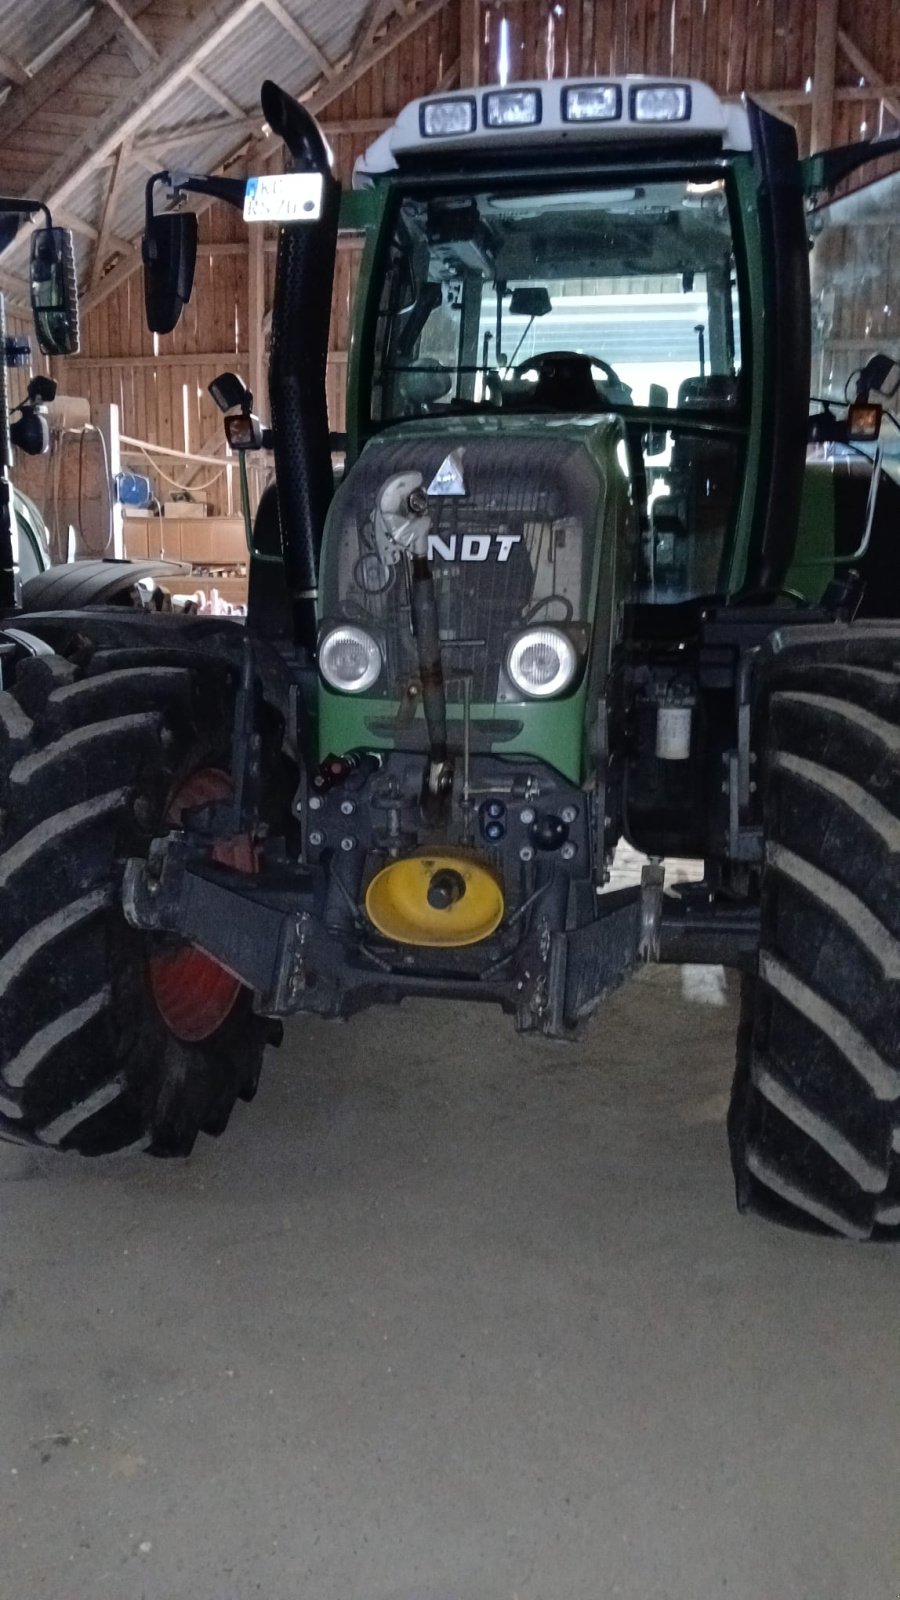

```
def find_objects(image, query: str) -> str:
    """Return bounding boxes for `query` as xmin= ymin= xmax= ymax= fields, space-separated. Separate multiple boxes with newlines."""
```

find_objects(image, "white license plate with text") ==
xmin=243 ymin=173 xmax=324 ymax=223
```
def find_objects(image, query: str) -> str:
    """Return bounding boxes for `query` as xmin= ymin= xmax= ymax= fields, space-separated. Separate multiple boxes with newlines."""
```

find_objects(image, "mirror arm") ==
xmin=145 ymin=171 xmax=246 ymax=230
xmin=804 ymin=132 xmax=900 ymax=198
xmin=0 ymin=197 xmax=51 ymax=228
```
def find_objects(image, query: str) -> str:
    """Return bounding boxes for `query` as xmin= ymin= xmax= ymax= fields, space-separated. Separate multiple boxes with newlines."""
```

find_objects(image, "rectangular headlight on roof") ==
xmin=483 ymin=89 xmax=541 ymax=127
xmin=420 ymin=97 xmax=476 ymax=137
xmin=562 ymin=84 xmax=621 ymax=122
xmin=631 ymin=84 xmax=691 ymax=122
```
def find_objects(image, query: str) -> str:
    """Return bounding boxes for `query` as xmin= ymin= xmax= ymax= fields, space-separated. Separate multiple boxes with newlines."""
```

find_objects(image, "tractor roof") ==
xmin=354 ymin=76 xmax=752 ymax=185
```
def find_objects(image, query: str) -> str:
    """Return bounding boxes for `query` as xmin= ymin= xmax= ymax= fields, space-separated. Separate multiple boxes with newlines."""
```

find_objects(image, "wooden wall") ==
xmin=15 ymin=0 xmax=900 ymax=519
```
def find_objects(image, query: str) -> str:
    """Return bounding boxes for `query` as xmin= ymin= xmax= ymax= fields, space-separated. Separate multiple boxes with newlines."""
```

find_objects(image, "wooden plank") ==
xmin=63 ymin=351 xmax=252 ymax=368
xmin=838 ymin=26 xmax=900 ymax=125
xmin=582 ymin=0 xmax=598 ymax=76
xmin=99 ymin=0 xmax=159 ymax=64
xmin=716 ymin=0 xmax=736 ymax=95
xmin=259 ymin=0 xmax=336 ymax=78
xmin=91 ymin=138 xmax=132 ymax=290
xmin=0 ymin=49 xmax=30 ymax=85
xmin=0 ymin=0 xmax=260 ymax=253
xmin=190 ymin=68 xmax=247 ymax=121
xmin=811 ymin=0 xmax=838 ymax=152
xmin=0 ymin=13 xmax=121 ymax=144
xmin=459 ymin=0 xmax=481 ymax=87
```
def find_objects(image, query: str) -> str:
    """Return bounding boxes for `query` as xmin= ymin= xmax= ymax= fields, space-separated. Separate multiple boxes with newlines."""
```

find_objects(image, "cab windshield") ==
xmin=370 ymin=175 xmax=748 ymax=603
xmin=372 ymin=176 xmax=743 ymax=424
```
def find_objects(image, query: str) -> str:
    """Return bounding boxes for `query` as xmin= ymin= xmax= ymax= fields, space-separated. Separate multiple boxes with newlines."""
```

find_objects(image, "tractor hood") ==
xmin=317 ymin=413 xmax=635 ymax=780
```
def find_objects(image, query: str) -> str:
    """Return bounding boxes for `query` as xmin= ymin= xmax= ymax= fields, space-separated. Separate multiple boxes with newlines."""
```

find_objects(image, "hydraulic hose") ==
xmin=410 ymin=551 xmax=448 ymax=768
xmin=0 ymin=293 xmax=14 ymax=610
xmin=261 ymin=80 xmax=340 ymax=652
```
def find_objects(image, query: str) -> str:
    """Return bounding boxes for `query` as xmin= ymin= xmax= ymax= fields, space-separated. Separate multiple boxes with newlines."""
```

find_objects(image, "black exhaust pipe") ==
xmin=261 ymin=80 xmax=340 ymax=652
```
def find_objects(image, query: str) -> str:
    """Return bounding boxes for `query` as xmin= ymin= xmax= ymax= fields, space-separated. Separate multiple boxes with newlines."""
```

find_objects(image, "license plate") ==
xmin=243 ymin=173 xmax=324 ymax=224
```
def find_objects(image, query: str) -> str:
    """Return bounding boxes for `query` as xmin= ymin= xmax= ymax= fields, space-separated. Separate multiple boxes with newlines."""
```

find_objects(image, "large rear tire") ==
xmin=728 ymin=626 xmax=900 ymax=1239
xmin=0 ymin=644 xmax=269 ymax=1156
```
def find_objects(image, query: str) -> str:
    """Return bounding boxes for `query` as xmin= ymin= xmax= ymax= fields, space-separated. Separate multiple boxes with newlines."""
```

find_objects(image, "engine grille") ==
xmin=322 ymin=430 xmax=606 ymax=704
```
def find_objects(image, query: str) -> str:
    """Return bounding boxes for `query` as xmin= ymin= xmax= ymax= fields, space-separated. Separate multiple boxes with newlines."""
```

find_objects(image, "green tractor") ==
xmin=2 ymin=76 xmax=900 ymax=1240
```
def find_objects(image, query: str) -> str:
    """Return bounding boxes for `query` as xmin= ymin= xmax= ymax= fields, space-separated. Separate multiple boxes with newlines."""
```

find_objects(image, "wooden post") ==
xmin=93 ymin=402 xmax=124 ymax=559
xmin=248 ymin=223 xmax=266 ymax=422
xmin=811 ymin=0 xmax=838 ymax=153
xmin=460 ymin=0 xmax=481 ymax=89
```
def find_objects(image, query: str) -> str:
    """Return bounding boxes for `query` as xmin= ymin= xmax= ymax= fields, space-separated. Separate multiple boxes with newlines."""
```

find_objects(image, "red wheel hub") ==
xmin=147 ymin=767 xmax=256 ymax=1044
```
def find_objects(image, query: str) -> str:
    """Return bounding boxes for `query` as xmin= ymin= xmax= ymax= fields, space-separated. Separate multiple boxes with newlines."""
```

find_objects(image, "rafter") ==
xmin=77 ymin=0 xmax=466 ymax=317
xmin=355 ymin=0 xmax=397 ymax=59
xmin=92 ymin=139 xmax=133 ymax=290
xmin=53 ymin=206 xmax=100 ymax=240
xmin=190 ymin=68 xmax=247 ymax=121
xmin=838 ymin=27 xmax=900 ymax=126
xmin=0 ymin=10 xmax=122 ymax=145
xmin=811 ymin=0 xmax=838 ymax=152
xmin=99 ymin=0 xmax=158 ymax=67
xmin=132 ymin=112 xmax=258 ymax=151
xmin=0 ymin=0 xmax=260 ymax=266
xmin=258 ymin=0 xmax=336 ymax=79
xmin=307 ymin=0 xmax=449 ymax=116
xmin=0 ymin=49 xmax=30 ymax=86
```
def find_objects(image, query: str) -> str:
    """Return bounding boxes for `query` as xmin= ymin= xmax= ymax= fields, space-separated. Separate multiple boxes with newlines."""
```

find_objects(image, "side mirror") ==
xmin=29 ymin=227 xmax=79 ymax=356
xmin=142 ymin=211 xmax=197 ymax=334
xmin=646 ymin=383 xmax=669 ymax=456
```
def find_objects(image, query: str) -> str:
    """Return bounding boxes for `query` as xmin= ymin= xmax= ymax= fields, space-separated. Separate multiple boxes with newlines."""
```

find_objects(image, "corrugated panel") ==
xmin=144 ymin=78 xmax=217 ymax=137
xmin=197 ymin=11 xmax=314 ymax=109
xmin=0 ymin=0 xmax=88 ymax=83
xmin=192 ymin=0 xmax=365 ymax=103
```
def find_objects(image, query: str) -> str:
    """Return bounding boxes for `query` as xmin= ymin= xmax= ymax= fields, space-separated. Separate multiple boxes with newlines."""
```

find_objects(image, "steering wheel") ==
xmin=508 ymin=350 xmax=630 ymax=409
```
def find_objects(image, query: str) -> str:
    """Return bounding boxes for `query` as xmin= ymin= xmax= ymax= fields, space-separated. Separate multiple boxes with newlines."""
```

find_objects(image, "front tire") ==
xmin=729 ymin=626 xmax=900 ymax=1238
xmin=0 ymin=644 xmax=269 ymax=1156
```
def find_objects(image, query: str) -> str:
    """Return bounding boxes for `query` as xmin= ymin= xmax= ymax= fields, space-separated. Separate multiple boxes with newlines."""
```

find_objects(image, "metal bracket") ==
xmin=638 ymin=863 xmax=665 ymax=961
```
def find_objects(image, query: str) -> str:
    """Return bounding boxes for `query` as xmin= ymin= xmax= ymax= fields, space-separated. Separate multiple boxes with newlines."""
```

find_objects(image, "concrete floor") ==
xmin=2 ymin=966 xmax=900 ymax=1600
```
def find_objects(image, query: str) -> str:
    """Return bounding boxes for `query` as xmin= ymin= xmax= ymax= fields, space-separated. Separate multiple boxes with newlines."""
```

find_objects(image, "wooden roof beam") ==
xmin=133 ymin=112 xmax=259 ymax=151
xmin=308 ymin=0 xmax=450 ymax=116
xmin=0 ymin=10 xmax=121 ymax=144
xmin=91 ymin=139 xmax=133 ymax=289
xmin=811 ymin=0 xmax=838 ymax=153
xmin=99 ymin=0 xmax=158 ymax=67
xmin=190 ymin=68 xmax=247 ymax=121
xmin=0 ymin=50 xmax=30 ymax=86
xmin=258 ymin=0 xmax=336 ymax=79
xmin=78 ymin=0 xmax=455 ymax=316
xmin=838 ymin=27 xmax=900 ymax=127
xmin=0 ymin=0 xmax=262 ymax=263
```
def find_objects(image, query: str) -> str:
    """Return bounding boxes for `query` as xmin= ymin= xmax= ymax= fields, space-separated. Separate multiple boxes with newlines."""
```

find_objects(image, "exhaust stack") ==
xmin=261 ymin=80 xmax=341 ymax=651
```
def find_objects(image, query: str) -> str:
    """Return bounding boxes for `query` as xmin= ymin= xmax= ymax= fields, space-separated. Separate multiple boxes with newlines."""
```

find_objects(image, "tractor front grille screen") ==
xmin=320 ymin=431 xmax=609 ymax=704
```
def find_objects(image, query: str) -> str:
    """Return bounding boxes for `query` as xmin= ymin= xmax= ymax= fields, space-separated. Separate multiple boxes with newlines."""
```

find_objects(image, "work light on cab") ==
xmin=420 ymin=98 xmax=475 ymax=137
xmin=319 ymin=625 xmax=382 ymax=693
xmin=562 ymin=84 xmax=621 ymax=122
xmin=506 ymin=628 xmax=578 ymax=699
xmin=631 ymin=84 xmax=690 ymax=121
xmin=484 ymin=89 xmax=541 ymax=127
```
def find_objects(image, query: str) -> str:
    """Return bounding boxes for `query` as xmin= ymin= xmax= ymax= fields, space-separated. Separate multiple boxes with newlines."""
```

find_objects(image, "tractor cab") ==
xmin=339 ymin=77 xmax=808 ymax=607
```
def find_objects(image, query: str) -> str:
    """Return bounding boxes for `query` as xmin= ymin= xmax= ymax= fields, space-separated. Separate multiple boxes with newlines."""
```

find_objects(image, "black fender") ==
xmin=20 ymin=558 xmax=191 ymax=611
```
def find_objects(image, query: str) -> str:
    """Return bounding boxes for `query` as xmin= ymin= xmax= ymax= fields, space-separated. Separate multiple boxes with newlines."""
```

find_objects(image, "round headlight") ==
xmin=506 ymin=627 xmax=577 ymax=699
xmin=319 ymin=625 xmax=382 ymax=693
